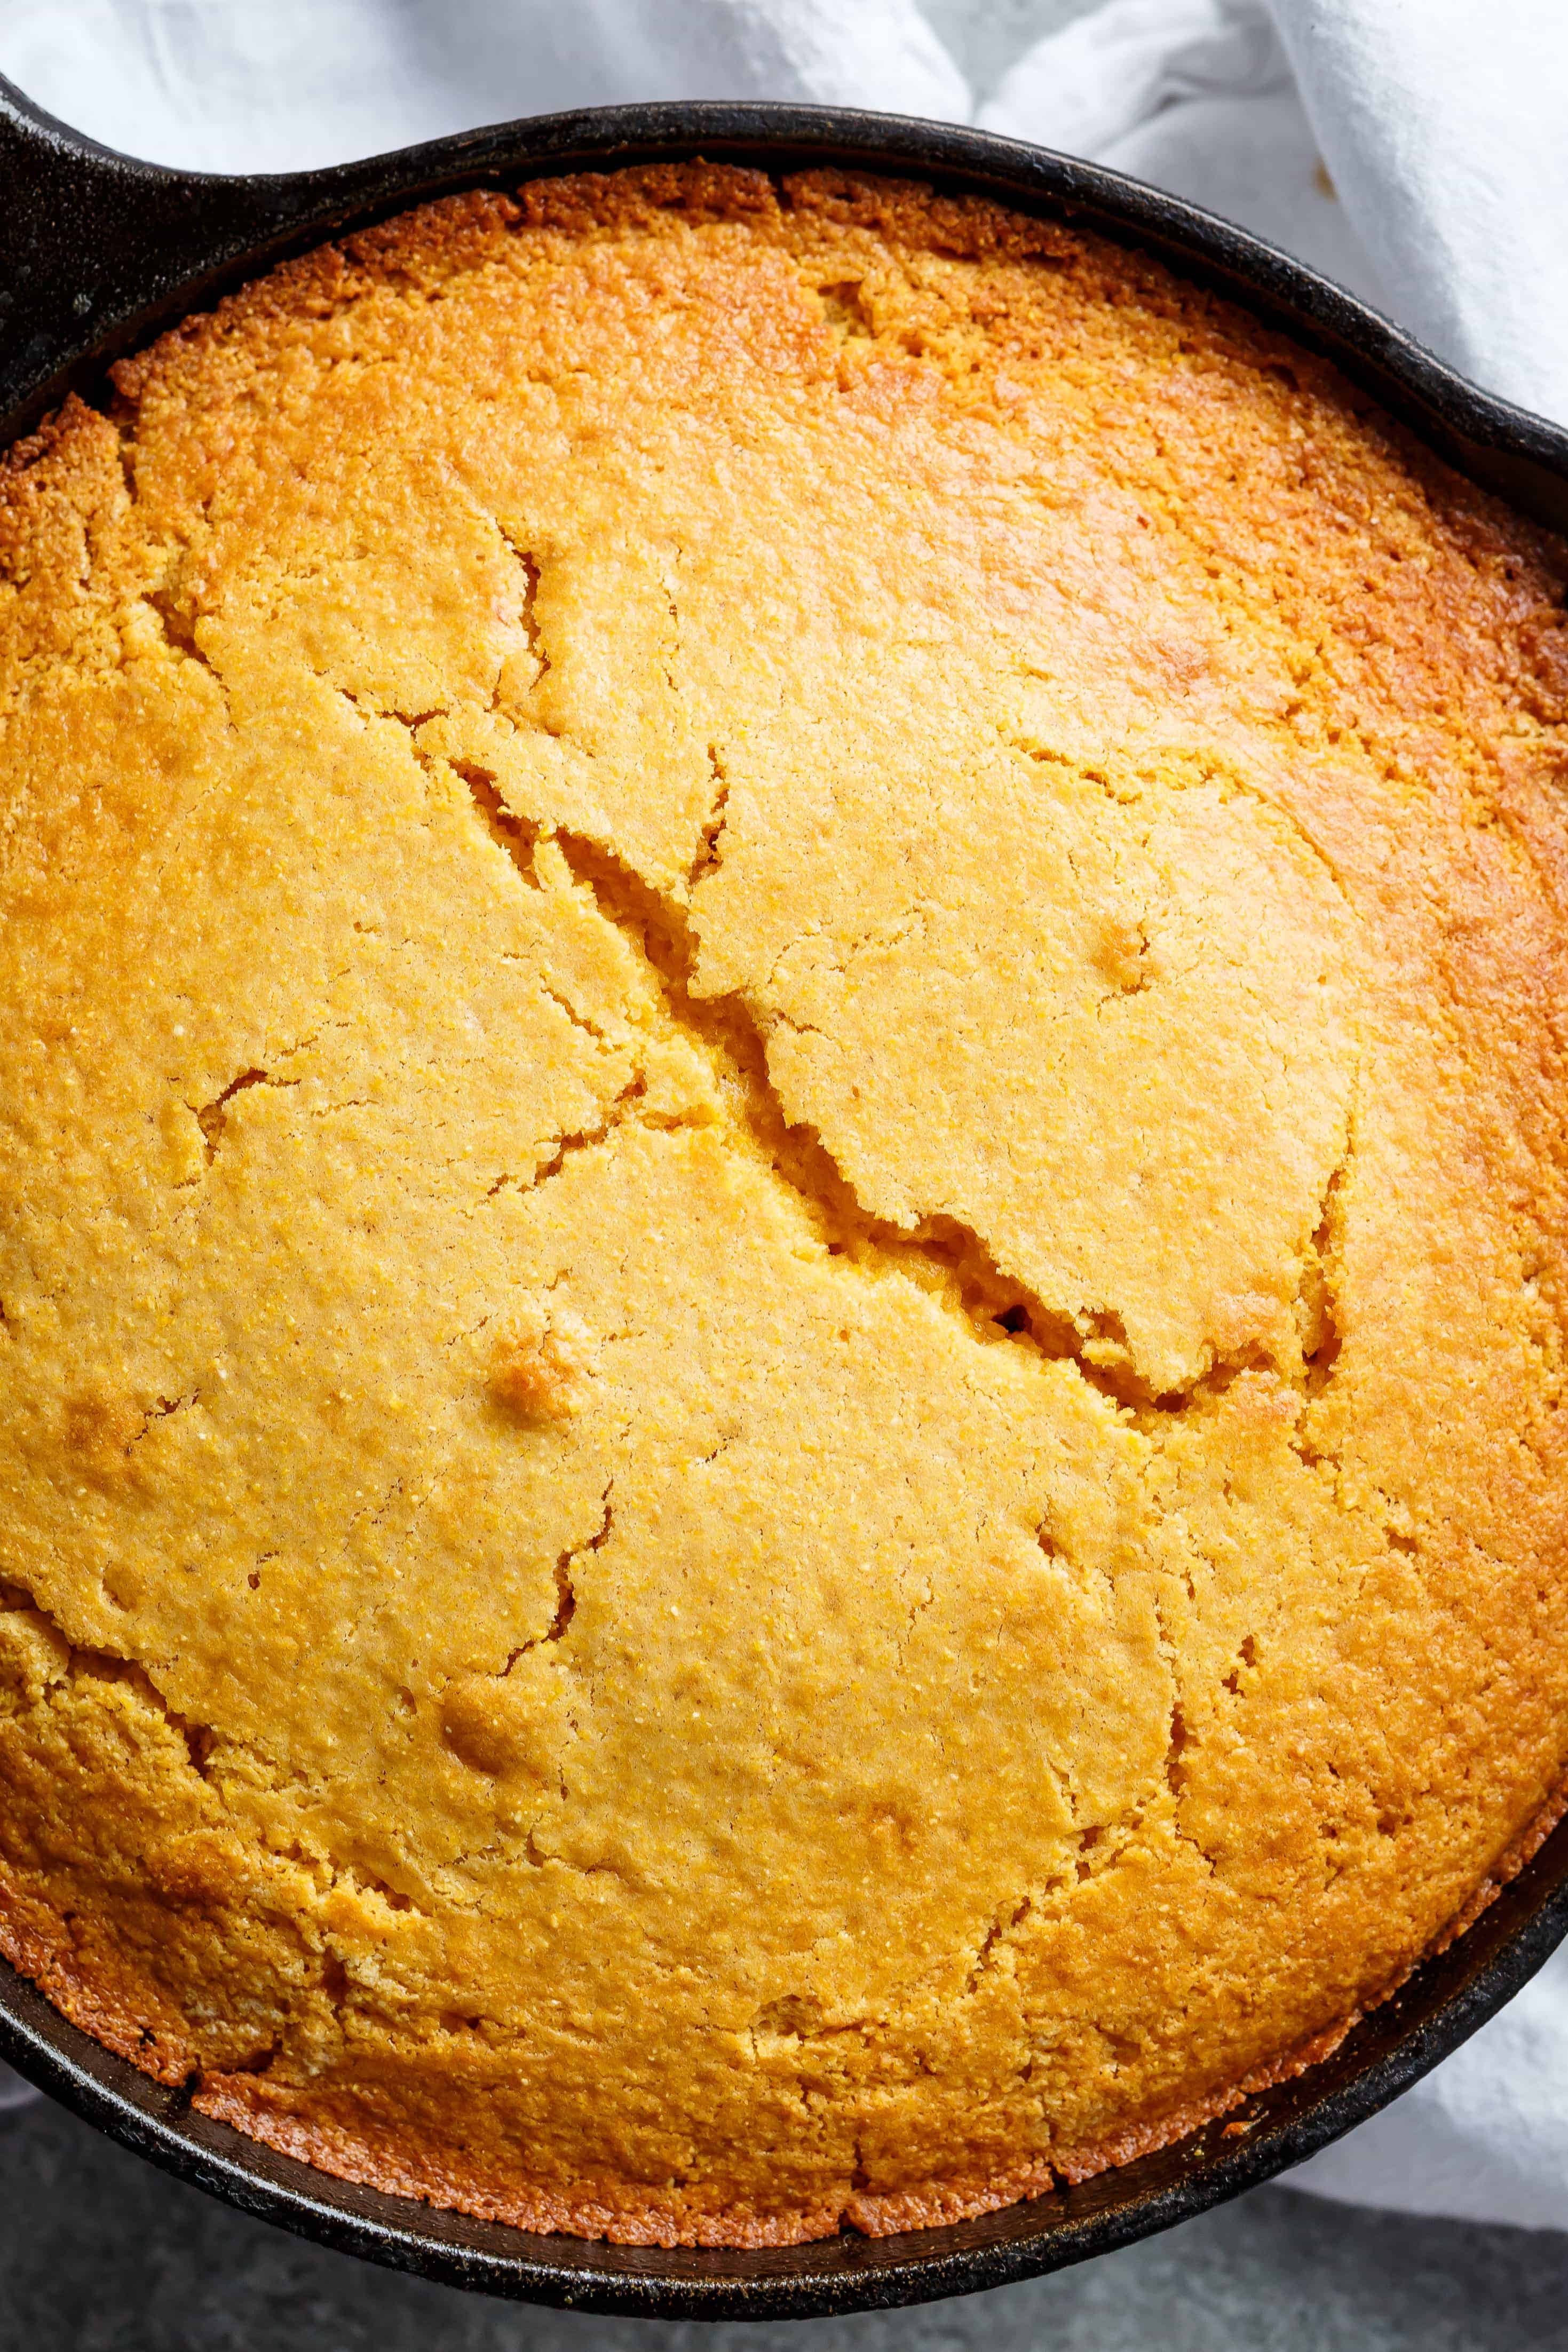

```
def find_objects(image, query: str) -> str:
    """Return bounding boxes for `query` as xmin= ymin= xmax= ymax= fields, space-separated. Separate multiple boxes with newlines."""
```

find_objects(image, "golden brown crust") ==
xmin=2 ymin=161 xmax=1566 ymax=2246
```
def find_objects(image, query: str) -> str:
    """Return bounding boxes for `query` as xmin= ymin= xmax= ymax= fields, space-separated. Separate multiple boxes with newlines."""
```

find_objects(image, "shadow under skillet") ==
xmin=3 ymin=2096 xmax=1565 ymax=2352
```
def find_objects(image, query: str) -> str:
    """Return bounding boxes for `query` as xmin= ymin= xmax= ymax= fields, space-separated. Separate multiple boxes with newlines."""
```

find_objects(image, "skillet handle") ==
xmin=0 ymin=72 xmax=318 ymax=437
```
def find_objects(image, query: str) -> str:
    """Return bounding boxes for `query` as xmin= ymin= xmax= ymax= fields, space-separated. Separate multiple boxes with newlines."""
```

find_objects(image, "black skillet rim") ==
xmin=2 ymin=80 xmax=1568 ymax=2323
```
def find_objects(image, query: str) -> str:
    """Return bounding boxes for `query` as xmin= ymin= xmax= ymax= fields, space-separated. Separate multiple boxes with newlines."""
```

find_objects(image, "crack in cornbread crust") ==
xmin=1 ymin=161 xmax=1567 ymax=2245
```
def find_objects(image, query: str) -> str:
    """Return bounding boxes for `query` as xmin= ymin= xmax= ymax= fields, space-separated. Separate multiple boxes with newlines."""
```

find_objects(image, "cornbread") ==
xmin=1 ymin=160 xmax=1566 ymax=2248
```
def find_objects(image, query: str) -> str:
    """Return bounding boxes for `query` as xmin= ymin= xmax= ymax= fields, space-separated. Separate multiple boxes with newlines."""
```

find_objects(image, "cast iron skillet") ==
xmin=2 ymin=68 xmax=1568 ymax=2324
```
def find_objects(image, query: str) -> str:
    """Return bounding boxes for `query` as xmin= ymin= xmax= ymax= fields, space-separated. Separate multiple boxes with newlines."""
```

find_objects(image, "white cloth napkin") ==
xmin=2 ymin=0 xmax=1567 ymax=2235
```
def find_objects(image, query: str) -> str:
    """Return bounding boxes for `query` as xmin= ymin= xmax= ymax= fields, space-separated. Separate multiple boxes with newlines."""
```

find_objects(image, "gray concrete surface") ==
xmin=4 ymin=2096 xmax=1567 ymax=2352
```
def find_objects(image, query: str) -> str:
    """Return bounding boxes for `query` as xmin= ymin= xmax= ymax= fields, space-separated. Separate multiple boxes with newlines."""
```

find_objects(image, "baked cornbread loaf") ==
xmin=2 ymin=158 xmax=1567 ymax=2248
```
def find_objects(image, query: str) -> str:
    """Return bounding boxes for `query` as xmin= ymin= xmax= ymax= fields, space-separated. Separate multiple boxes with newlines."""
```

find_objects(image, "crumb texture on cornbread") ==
xmin=1 ymin=162 xmax=1566 ymax=2246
